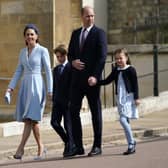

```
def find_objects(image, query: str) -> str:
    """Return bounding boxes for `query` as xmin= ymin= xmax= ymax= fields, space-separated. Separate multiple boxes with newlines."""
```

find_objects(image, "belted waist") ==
xmin=24 ymin=71 xmax=42 ymax=75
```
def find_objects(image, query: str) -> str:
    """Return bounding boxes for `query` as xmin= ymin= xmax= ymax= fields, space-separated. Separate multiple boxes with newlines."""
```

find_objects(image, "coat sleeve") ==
xmin=93 ymin=29 xmax=107 ymax=79
xmin=8 ymin=51 xmax=24 ymax=89
xmin=67 ymin=30 xmax=76 ymax=63
xmin=52 ymin=68 xmax=56 ymax=102
xmin=41 ymin=47 xmax=53 ymax=93
xmin=98 ymin=67 xmax=116 ymax=86
xmin=130 ymin=66 xmax=139 ymax=100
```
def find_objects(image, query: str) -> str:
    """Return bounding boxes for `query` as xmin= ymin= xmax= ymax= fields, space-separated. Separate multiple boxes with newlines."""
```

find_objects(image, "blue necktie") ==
xmin=58 ymin=64 xmax=64 ymax=75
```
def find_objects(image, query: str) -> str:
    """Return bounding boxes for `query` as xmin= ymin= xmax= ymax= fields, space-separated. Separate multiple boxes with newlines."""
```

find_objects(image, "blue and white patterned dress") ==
xmin=8 ymin=43 xmax=53 ymax=122
xmin=116 ymin=65 xmax=138 ymax=119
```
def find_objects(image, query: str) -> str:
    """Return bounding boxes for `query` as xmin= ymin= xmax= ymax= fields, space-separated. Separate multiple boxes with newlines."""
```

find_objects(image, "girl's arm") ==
xmin=98 ymin=67 xmax=117 ymax=86
xmin=130 ymin=66 xmax=139 ymax=100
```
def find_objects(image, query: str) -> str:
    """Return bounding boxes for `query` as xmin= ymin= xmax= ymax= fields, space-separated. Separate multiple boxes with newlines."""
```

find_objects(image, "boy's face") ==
xmin=55 ymin=51 xmax=66 ymax=64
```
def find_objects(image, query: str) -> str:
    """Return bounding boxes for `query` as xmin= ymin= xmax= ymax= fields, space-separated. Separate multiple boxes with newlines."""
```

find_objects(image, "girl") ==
xmin=99 ymin=48 xmax=140 ymax=155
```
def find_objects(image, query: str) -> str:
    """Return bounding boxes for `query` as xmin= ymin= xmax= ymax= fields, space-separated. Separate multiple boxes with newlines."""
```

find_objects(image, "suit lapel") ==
xmin=77 ymin=28 xmax=82 ymax=51
xmin=82 ymin=26 xmax=96 ymax=48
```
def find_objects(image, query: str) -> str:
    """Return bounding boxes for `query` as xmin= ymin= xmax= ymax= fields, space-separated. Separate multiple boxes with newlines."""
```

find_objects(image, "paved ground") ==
xmin=0 ymin=108 xmax=168 ymax=164
xmin=0 ymin=136 xmax=168 ymax=168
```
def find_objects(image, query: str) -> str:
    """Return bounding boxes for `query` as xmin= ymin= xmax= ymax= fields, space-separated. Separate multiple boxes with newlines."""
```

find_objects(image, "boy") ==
xmin=51 ymin=44 xmax=74 ymax=157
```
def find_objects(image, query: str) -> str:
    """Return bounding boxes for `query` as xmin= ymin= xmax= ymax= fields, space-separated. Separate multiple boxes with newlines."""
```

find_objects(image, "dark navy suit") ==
xmin=51 ymin=62 xmax=74 ymax=146
xmin=68 ymin=25 xmax=107 ymax=149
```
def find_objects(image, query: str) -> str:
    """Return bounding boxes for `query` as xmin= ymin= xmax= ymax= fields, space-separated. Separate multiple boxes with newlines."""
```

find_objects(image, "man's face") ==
xmin=82 ymin=7 xmax=95 ymax=28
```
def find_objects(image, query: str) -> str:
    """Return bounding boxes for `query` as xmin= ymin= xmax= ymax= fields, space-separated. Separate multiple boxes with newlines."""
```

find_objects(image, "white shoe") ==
xmin=34 ymin=148 xmax=47 ymax=161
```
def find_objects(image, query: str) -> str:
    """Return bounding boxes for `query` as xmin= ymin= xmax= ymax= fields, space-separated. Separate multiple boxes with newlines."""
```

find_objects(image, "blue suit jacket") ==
xmin=68 ymin=25 xmax=107 ymax=85
xmin=52 ymin=62 xmax=71 ymax=105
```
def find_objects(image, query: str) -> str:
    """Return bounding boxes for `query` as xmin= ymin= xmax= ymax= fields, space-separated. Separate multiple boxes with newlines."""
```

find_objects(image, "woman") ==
xmin=5 ymin=24 xmax=53 ymax=160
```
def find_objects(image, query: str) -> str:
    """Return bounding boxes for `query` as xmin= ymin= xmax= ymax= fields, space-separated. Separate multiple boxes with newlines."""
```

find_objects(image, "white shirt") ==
xmin=62 ymin=59 xmax=68 ymax=67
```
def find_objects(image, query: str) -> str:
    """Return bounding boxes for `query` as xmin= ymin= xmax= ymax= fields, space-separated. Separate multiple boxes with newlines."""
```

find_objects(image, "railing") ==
xmin=102 ymin=44 xmax=168 ymax=107
xmin=1 ymin=45 xmax=168 ymax=108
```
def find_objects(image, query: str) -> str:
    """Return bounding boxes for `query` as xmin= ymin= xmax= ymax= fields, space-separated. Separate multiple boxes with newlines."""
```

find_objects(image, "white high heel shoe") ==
xmin=34 ymin=148 xmax=47 ymax=160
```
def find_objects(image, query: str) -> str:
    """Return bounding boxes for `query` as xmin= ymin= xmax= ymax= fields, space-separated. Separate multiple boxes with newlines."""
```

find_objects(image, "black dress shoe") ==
xmin=123 ymin=147 xmax=135 ymax=155
xmin=63 ymin=144 xmax=77 ymax=157
xmin=63 ymin=143 xmax=69 ymax=156
xmin=76 ymin=147 xmax=85 ymax=155
xmin=123 ymin=141 xmax=136 ymax=155
xmin=88 ymin=147 xmax=102 ymax=157
xmin=64 ymin=146 xmax=85 ymax=158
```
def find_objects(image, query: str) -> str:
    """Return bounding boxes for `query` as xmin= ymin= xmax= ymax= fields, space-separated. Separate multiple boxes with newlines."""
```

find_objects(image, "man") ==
xmin=51 ymin=44 xmax=74 ymax=157
xmin=67 ymin=6 xmax=107 ymax=157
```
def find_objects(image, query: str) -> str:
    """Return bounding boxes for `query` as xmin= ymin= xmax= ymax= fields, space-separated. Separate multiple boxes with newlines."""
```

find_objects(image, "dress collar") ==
xmin=117 ymin=65 xmax=130 ymax=71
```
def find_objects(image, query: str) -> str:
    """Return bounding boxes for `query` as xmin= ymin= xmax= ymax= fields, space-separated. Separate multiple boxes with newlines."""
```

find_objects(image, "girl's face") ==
xmin=24 ymin=28 xmax=38 ymax=46
xmin=115 ymin=52 xmax=128 ymax=68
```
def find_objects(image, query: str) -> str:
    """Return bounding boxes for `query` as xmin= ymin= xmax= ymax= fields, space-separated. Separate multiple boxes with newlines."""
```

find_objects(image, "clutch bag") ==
xmin=4 ymin=92 xmax=11 ymax=104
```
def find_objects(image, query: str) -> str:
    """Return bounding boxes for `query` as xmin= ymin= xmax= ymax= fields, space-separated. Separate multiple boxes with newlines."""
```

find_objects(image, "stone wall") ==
xmin=108 ymin=0 xmax=168 ymax=44
xmin=0 ymin=0 xmax=81 ymax=106
xmin=53 ymin=0 xmax=81 ymax=50
xmin=0 ymin=0 xmax=53 ymax=106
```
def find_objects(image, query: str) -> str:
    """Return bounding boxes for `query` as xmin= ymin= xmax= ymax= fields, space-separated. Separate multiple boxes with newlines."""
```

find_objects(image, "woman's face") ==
xmin=115 ymin=52 xmax=128 ymax=68
xmin=24 ymin=28 xmax=38 ymax=46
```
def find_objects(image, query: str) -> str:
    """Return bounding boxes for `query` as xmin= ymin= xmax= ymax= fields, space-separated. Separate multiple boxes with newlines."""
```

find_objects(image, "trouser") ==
xmin=51 ymin=102 xmax=74 ymax=146
xmin=119 ymin=115 xmax=134 ymax=148
xmin=69 ymin=84 xmax=102 ymax=149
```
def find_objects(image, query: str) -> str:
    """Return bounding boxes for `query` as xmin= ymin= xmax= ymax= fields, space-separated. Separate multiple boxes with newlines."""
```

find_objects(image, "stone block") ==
xmin=0 ymin=122 xmax=23 ymax=137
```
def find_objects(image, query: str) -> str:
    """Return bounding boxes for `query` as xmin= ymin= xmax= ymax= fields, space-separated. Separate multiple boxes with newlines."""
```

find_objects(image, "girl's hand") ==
xmin=135 ymin=99 xmax=140 ymax=106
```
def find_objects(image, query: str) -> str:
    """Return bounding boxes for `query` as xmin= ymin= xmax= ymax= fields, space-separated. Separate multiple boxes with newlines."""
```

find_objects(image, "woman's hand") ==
xmin=6 ymin=88 xmax=13 ymax=93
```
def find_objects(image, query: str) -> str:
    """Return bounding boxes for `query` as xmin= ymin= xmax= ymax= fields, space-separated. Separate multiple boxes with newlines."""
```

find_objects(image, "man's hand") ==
xmin=72 ymin=59 xmax=85 ymax=70
xmin=88 ymin=76 xmax=97 ymax=86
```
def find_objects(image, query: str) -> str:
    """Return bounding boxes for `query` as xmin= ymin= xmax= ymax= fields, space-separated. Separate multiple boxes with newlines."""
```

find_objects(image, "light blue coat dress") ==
xmin=116 ymin=66 xmax=139 ymax=119
xmin=8 ymin=44 xmax=53 ymax=122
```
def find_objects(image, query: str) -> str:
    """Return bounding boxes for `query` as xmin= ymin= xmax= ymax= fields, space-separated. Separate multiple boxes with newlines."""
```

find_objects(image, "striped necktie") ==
xmin=80 ymin=28 xmax=87 ymax=51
